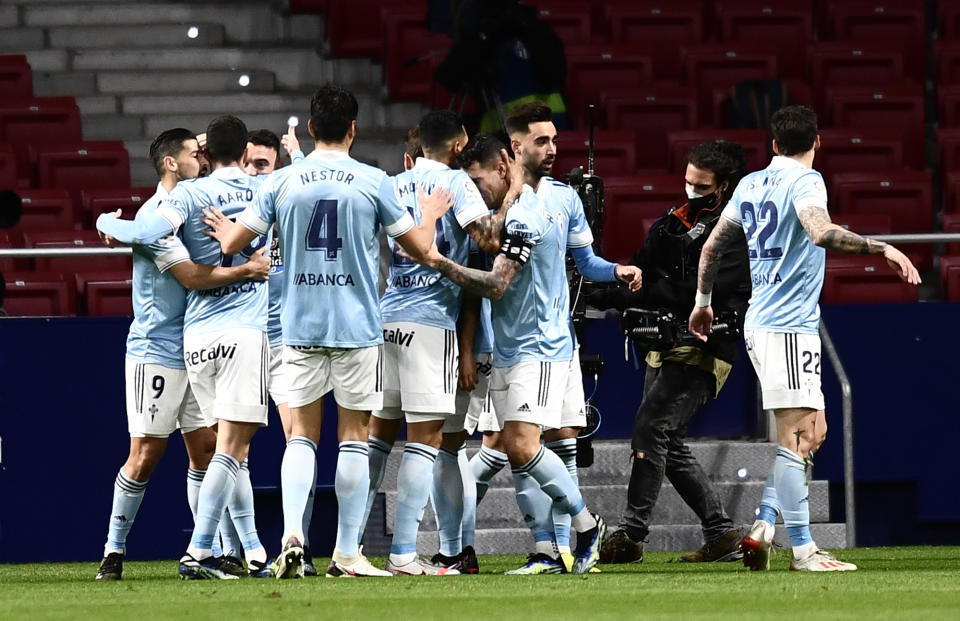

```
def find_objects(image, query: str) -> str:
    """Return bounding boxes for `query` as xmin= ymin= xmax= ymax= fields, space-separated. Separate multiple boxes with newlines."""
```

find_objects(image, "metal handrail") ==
xmin=819 ymin=320 xmax=856 ymax=548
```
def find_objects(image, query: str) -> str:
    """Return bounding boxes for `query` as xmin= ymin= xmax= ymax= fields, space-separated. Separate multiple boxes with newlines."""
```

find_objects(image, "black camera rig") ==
xmin=621 ymin=307 xmax=742 ymax=351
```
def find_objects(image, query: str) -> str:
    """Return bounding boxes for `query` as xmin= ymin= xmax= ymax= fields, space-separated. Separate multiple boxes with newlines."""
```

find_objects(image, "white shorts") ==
xmin=489 ymin=360 xmax=569 ymax=430
xmin=268 ymin=344 xmax=289 ymax=406
xmin=745 ymin=330 xmax=825 ymax=411
xmin=560 ymin=349 xmax=588 ymax=429
xmin=374 ymin=322 xmax=458 ymax=424
xmin=125 ymin=361 xmax=209 ymax=438
xmin=183 ymin=327 xmax=270 ymax=426
xmin=459 ymin=352 xmax=498 ymax=434
xmin=283 ymin=344 xmax=383 ymax=411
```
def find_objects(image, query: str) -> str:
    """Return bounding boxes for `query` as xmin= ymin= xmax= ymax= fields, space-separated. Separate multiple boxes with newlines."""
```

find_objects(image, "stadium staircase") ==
xmin=362 ymin=439 xmax=848 ymax=555
xmin=1 ymin=0 xmax=426 ymax=185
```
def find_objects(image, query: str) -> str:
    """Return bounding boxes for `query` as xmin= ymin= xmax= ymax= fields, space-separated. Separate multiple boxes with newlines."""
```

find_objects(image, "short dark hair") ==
xmin=505 ymin=101 xmax=553 ymax=136
xmin=248 ymin=129 xmax=281 ymax=153
xmin=418 ymin=110 xmax=464 ymax=153
xmin=149 ymin=127 xmax=196 ymax=177
xmin=685 ymin=140 xmax=748 ymax=203
xmin=310 ymin=84 xmax=358 ymax=143
xmin=205 ymin=116 xmax=248 ymax=164
xmin=404 ymin=126 xmax=423 ymax=160
xmin=457 ymin=133 xmax=506 ymax=169
xmin=770 ymin=105 xmax=818 ymax=156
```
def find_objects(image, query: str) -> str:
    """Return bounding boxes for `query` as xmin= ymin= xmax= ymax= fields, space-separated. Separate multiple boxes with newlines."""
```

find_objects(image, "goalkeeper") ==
xmin=586 ymin=140 xmax=752 ymax=564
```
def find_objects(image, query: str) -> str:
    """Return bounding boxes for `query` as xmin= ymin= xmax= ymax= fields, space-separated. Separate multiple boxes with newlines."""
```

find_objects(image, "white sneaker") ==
xmin=739 ymin=520 xmax=775 ymax=571
xmin=386 ymin=556 xmax=460 ymax=576
xmin=790 ymin=549 xmax=857 ymax=572
xmin=325 ymin=550 xmax=392 ymax=578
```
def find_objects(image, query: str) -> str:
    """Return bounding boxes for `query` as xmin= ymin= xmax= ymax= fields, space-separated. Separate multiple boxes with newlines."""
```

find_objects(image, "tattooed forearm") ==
xmin=697 ymin=218 xmax=743 ymax=294
xmin=797 ymin=206 xmax=887 ymax=255
xmin=467 ymin=213 xmax=506 ymax=255
xmin=434 ymin=255 xmax=512 ymax=299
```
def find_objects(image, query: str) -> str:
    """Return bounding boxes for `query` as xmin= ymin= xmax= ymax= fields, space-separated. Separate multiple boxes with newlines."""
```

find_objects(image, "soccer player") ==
xmin=205 ymin=85 xmax=453 ymax=579
xmin=689 ymin=105 xmax=920 ymax=572
xmin=420 ymin=134 xmax=609 ymax=574
xmin=95 ymin=128 xmax=270 ymax=580
xmin=97 ymin=116 xmax=273 ymax=580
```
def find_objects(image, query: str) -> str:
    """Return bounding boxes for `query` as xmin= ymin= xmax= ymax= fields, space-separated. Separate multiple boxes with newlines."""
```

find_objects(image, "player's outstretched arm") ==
xmin=689 ymin=217 xmax=744 ymax=341
xmin=169 ymin=246 xmax=270 ymax=290
xmin=797 ymin=207 xmax=921 ymax=284
xmin=96 ymin=209 xmax=175 ymax=246
xmin=202 ymin=206 xmax=259 ymax=255
xmin=569 ymin=245 xmax=642 ymax=290
xmin=428 ymin=250 xmax=522 ymax=301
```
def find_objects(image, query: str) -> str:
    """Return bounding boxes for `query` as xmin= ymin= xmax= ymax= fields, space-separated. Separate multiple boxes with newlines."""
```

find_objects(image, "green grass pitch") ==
xmin=2 ymin=548 xmax=959 ymax=620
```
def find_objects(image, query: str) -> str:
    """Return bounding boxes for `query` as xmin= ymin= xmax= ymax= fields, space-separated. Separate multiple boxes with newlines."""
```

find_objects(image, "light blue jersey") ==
xmin=536 ymin=176 xmax=594 ymax=250
xmin=154 ymin=167 xmax=269 ymax=336
xmin=267 ymin=228 xmax=283 ymax=347
xmin=238 ymin=149 xmax=414 ymax=348
xmin=125 ymin=184 xmax=191 ymax=368
xmin=491 ymin=186 xmax=572 ymax=367
xmin=721 ymin=156 xmax=828 ymax=334
xmin=381 ymin=158 xmax=488 ymax=330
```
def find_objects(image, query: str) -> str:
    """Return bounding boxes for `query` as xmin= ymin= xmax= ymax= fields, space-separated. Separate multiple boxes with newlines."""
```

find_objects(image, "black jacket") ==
xmin=590 ymin=200 xmax=752 ymax=363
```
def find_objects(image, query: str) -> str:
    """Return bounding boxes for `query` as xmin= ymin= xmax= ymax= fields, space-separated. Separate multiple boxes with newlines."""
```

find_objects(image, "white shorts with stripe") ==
xmin=183 ymin=327 xmax=270 ymax=425
xmin=374 ymin=321 xmax=458 ymax=424
xmin=283 ymin=344 xmax=383 ymax=411
xmin=268 ymin=344 xmax=289 ymax=406
xmin=459 ymin=352 xmax=499 ymax=434
xmin=745 ymin=329 xmax=825 ymax=410
xmin=560 ymin=348 xmax=588 ymax=429
xmin=125 ymin=360 xmax=209 ymax=438
xmin=489 ymin=359 xmax=569 ymax=429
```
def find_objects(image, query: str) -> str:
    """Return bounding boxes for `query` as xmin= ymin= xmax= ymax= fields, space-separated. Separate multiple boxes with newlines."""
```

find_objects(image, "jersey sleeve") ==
xmin=452 ymin=171 xmax=489 ymax=229
xmin=792 ymin=170 xmax=829 ymax=213
xmin=237 ymin=174 xmax=276 ymax=236
xmin=378 ymin=174 xmax=415 ymax=238
xmin=721 ymin=185 xmax=743 ymax=224
xmin=96 ymin=208 xmax=176 ymax=246
xmin=566 ymin=190 xmax=594 ymax=248
xmin=148 ymin=234 xmax=191 ymax=273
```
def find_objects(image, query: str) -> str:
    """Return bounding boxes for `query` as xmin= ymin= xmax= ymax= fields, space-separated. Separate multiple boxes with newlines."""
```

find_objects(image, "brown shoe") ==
xmin=677 ymin=529 xmax=743 ymax=563
xmin=599 ymin=529 xmax=644 ymax=564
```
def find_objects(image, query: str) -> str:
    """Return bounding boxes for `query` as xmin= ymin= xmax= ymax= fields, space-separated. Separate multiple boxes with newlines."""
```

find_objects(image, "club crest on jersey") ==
xmin=383 ymin=327 xmax=415 ymax=347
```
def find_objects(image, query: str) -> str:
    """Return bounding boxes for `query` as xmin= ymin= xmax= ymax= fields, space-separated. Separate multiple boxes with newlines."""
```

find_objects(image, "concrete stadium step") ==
xmin=23 ymin=50 xmax=69 ymax=72
xmin=48 ymin=23 xmax=226 ymax=49
xmin=0 ymin=6 xmax=14 ymax=27
xmin=97 ymin=70 xmax=277 ymax=94
xmin=381 ymin=480 xmax=831 ymax=534
xmin=34 ymin=72 xmax=99 ymax=97
xmin=122 ymin=93 xmax=307 ymax=116
xmin=0 ymin=28 xmax=46 ymax=52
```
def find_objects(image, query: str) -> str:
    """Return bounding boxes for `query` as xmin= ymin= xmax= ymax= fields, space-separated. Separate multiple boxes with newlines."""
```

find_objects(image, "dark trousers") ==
xmin=620 ymin=361 xmax=734 ymax=543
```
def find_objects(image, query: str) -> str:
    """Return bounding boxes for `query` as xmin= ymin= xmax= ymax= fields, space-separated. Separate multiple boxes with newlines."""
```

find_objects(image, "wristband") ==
xmin=695 ymin=290 xmax=712 ymax=307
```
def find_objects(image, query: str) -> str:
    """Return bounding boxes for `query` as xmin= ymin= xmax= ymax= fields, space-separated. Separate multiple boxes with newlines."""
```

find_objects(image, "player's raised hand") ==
xmin=883 ymin=244 xmax=922 ymax=285
xmin=688 ymin=305 xmax=714 ymax=343
xmin=502 ymin=148 xmax=524 ymax=194
xmin=98 ymin=209 xmax=122 ymax=247
xmin=244 ymin=246 xmax=270 ymax=281
xmin=458 ymin=350 xmax=478 ymax=391
xmin=417 ymin=186 xmax=454 ymax=224
xmin=281 ymin=123 xmax=301 ymax=157
xmin=202 ymin=206 xmax=234 ymax=242
xmin=615 ymin=265 xmax=642 ymax=291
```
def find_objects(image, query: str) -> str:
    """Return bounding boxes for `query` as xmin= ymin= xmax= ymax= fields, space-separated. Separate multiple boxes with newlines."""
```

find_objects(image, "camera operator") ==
xmin=589 ymin=140 xmax=752 ymax=565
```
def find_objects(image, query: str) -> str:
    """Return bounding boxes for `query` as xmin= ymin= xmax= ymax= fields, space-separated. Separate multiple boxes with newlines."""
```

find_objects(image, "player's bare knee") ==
xmin=125 ymin=439 xmax=165 ymax=480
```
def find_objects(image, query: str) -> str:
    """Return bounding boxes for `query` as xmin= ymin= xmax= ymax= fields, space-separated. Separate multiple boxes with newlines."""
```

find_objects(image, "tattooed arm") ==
xmin=689 ymin=217 xmax=745 ymax=342
xmin=797 ymin=206 xmax=921 ymax=284
xmin=429 ymin=252 xmax=522 ymax=301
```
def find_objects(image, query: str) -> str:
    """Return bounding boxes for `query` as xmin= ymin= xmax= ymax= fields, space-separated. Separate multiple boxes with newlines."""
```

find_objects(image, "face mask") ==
xmin=687 ymin=190 xmax=719 ymax=214
xmin=685 ymin=184 xmax=701 ymax=200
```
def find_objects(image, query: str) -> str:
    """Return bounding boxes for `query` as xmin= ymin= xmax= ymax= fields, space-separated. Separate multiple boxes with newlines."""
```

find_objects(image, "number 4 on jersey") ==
xmin=306 ymin=199 xmax=343 ymax=260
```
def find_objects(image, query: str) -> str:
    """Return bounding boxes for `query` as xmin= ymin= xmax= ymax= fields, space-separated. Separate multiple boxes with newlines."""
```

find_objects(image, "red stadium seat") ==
xmin=327 ymin=0 xmax=428 ymax=58
xmin=681 ymin=44 xmax=779 ymax=124
xmin=531 ymin=2 xmax=595 ymax=44
xmin=600 ymin=85 xmax=697 ymax=168
xmin=943 ymin=213 xmax=960 ymax=256
xmin=24 ymin=229 xmax=131 ymax=273
xmin=0 ymin=230 xmax=24 ymax=273
xmin=554 ymin=129 xmax=638 ymax=177
xmin=941 ymin=256 xmax=960 ymax=301
xmin=75 ymin=270 xmax=133 ymax=316
xmin=825 ymin=1 xmax=924 ymax=82
xmin=666 ymin=129 xmax=768 ymax=174
xmin=605 ymin=2 xmax=703 ymax=79
xmin=11 ymin=189 xmax=75 ymax=232
xmin=821 ymin=255 xmax=919 ymax=304
xmin=935 ymin=41 xmax=960 ymax=83
xmin=602 ymin=173 xmax=682 ymax=261
xmin=716 ymin=1 xmax=813 ymax=79
xmin=711 ymin=79 xmax=812 ymax=130
xmin=827 ymin=83 xmax=925 ymax=168
xmin=0 ymin=55 xmax=32 ymax=100
xmin=938 ymin=84 xmax=960 ymax=128
xmin=0 ymin=97 xmax=81 ymax=187
xmin=941 ymin=0 xmax=960 ymax=39
xmin=80 ymin=186 xmax=155 ymax=228
xmin=945 ymin=171 xmax=960 ymax=212
xmin=2 ymin=271 xmax=76 ymax=316
xmin=289 ymin=0 xmax=328 ymax=13
xmin=808 ymin=42 xmax=905 ymax=89
xmin=564 ymin=44 xmax=653 ymax=123
xmin=31 ymin=141 xmax=130 ymax=194
xmin=830 ymin=212 xmax=893 ymax=234
xmin=382 ymin=8 xmax=450 ymax=102
xmin=815 ymin=128 xmax=905 ymax=184
xmin=937 ymin=128 xmax=960 ymax=181
xmin=0 ymin=142 xmax=15 ymax=189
